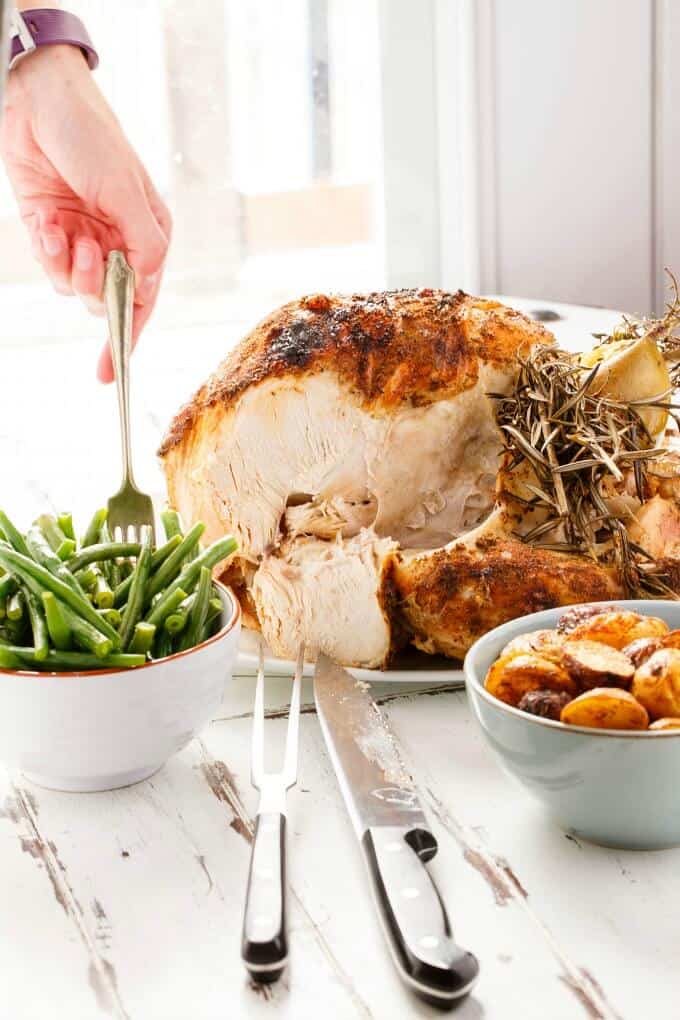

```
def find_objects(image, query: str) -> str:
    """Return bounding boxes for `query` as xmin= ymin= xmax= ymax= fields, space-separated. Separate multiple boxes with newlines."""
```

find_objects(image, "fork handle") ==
xmin=104 ymin=251 xmax=136 ymax=486
xmin=241 ymin=811 xmax=287 ymax=983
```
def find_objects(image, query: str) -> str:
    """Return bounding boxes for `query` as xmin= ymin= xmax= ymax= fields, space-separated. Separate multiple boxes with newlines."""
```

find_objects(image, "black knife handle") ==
xmin=241 ymin=812 xmax=287 ymax=983
xmin=362 ymin=826 xmax=479 ymax=1004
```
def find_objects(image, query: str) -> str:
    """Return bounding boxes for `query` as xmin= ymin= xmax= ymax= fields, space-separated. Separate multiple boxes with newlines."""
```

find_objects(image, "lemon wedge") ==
xmin=579 ymin=335 xmax=670 ymax=437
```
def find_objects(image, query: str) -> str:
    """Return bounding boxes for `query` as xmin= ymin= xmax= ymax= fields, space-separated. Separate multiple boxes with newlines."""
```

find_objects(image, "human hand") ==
xmin=0 ymin=44 xmax=172 ymax=382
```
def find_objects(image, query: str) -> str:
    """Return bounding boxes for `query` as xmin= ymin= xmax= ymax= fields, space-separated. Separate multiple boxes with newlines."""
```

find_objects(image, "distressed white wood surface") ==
xmin=0 ymin=291 xmax=672 ymax=1019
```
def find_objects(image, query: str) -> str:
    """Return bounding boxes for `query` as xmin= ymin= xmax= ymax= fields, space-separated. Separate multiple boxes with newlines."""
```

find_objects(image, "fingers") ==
xmin=35 ymin=224 xmax=73 ymax=295
xmin=72 ymin=238 xmax=105 ymax=315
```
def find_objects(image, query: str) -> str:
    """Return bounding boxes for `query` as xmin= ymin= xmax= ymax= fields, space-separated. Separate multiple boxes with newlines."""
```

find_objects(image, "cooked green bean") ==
xmin=153 ymin=629 xmax=172 ymax=660
xmin=81 ymin=508 xmax=107 ymax=548
xmin=23 ymin=588 xmax=49 ymax=661
xmin=147 ymin=536 xmax=236 ymax=624
xmin=75 ymin=566 xmax=98 ymax=592
xmin=59 ymin=601 xmax=113 ymax=658
xmin=206 ymin=596 xmax=223 ymax=627
xmin=97 ymin=606 xmax=122 ymax=629
xmin=42 ymin=592 xmax=72 ymax=651
xmin=93 ymin=572 xmax=114 ymax=609
xmin=128 ymin=622 xmax=156 ymax=656
xmin=145 ymin=523 xmax=206 ymax=603
xmin=7 ymin=590 xmax=24 ymax=621
xmin=164 ymin=592 xmax=194 ymax=635
xmin=67 ymin=542 xmax=141 ymax=573
xmin=37 ymin=514 xmax=76 ymax=561
xmin=0 ymin=510 xmax=30 ymax=557
xmin=0 ymin=573 xmax=16 ymax=599
xmin=161 ymin=509 xmax=183 ymax=541
xmin=111 ymin=534 xmax=182 ymax=607
xmin=180 ymin=566 xmax=211 ymax=651
xmin=2 ymin=645 xmax=145 ymax=671
xmin=57 ymin=512 xmax=75 ymax=542
xmin=0 ymin=546 xmax=120 ymax=646
xmin=0 ymin=646 xmax=23 ymax=669
xmin=146 ymin=587 xmax=187 ymax=629
xmin=119 ymin=528 xmax=153 ymax=649
xmin=25 ymin=528 xmax=85 ymax=597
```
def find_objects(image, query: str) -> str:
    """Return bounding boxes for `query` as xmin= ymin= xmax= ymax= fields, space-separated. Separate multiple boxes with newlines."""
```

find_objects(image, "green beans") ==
xmin=42 ymin=592 xmax=72 ymax=651
xmin=145 ymin=522 xmax=206 ymax=604
xmin=128 ymin=622 xmax=156 ymax=656
xmin=111 ymin=534 xmax=182 ymax=607
xmin=0 ymin=546 xmax=119 ymax=646
xmin=57 ymin=512 xmax=75 ymax=542
xmin=119 ymin=528 xmax=153 ymax=650
xmin=68 ymin=542 xmax=141 ymax=573
xmin=146 ymin=587 xmax=187 ymax=629
xmin=7 ymin=590 xmax=24 ymax=621
xmin=0 ymin=510 xmax=30 ymax=558
xmin=81 ymin=509 xmax=108 ymax=548
xmin=36 ymin=514 xmax=76 ymax=561
xmin=180 ymin=566 xmax=211 ymax=651
xmin=2 ymin=645 xmax=145 ymax=671
xmin=161 ymin=509 xmax=183 ymax=541
xmin=0 ymin=509 xmax=236 ymax=670
xmin=146 ymin=536 xmax=236 ymax=624
xmin=24 ymin=589 xmax=49 ymax=661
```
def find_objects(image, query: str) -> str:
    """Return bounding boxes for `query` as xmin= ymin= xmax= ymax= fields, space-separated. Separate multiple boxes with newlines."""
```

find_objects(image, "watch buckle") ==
xmin=9 ymin=10 xmax=36 ymax=69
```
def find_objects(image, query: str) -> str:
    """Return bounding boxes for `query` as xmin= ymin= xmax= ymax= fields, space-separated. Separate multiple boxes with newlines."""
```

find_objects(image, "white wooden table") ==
xmin=0 ymin=288 xmax=671 ymax=1019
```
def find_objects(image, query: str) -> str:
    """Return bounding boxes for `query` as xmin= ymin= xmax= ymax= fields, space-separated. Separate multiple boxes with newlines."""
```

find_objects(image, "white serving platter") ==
xmin=236 ymin=629 xmax=465 ymax=685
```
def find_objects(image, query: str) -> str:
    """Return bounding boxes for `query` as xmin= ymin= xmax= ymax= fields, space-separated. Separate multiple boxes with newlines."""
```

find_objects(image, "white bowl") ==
xmin=0 ymin=582 xmax=241 ymax=792
xmin=465 ymin=600 xmax=680 ymax=850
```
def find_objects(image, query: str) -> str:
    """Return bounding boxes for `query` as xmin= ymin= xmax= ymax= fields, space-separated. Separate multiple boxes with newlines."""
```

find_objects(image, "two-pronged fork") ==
xmin=241 ymin=643 xmax=304 ymax=983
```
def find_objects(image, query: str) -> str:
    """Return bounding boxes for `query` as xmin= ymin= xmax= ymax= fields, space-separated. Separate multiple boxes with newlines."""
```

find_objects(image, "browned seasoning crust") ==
xmin=159 ymin=289 xmax=553 ymax=457
xmin=396 ymin=537 xmax=623 ymax=659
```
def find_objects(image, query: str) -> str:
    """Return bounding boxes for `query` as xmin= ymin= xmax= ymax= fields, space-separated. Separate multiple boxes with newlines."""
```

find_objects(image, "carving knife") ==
xmin=313 ymin=654 xmax=479 ymax=1005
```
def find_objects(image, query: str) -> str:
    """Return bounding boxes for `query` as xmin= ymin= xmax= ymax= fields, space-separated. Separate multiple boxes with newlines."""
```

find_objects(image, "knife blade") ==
xmin=314 ymin=654 xmax=479 ymax=1004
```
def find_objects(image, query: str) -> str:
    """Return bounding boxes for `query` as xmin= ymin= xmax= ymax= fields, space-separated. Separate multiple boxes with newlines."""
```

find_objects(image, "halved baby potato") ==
xmin=631 ymin=649 xmax=680 ymax=720
xmin=649 ymin=718 xmax=680 ymax=731
xmin=500 ymin=628 xmax=564 ymax=664
xmin=560 ymin=688 xmax=649 ymax=730
xmin=661 ymin=629 xmax=680 ymax=651
xmin=560 ymin=640 xmax=634 ymax=690
xmin=566 ymin=611 xmax=668 ymax=650
xmin=622 ymin=636 xmax=664 ymax=669
xmin=485 ymin=653 xmax=576 ymax=707
xmin=557 ymin=604 xmax=622 ymax=634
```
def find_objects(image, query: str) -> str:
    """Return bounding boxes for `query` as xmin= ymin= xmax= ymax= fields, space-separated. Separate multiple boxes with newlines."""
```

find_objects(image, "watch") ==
xmin=9 ymin=7 xmax=99 ymax=70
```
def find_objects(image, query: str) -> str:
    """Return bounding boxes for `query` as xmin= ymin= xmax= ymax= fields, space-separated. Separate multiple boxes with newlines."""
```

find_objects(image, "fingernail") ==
xmin=42 ymin=233 xmax=63 ymax=257
xmin=75 ymin=244 xmax=94 ymax=271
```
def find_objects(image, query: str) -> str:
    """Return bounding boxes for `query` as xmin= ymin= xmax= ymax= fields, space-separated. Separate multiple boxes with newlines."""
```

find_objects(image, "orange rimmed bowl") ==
xmin=0 ymin=582 xmax=240 ymax=792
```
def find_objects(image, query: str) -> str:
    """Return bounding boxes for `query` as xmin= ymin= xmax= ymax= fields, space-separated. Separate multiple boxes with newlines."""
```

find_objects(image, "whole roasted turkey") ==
xmin=160 ymin=289 xmax=680 ymax=668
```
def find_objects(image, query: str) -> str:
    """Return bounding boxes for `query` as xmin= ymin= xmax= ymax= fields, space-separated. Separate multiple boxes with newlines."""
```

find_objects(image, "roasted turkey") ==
xmin=159 ymin=288 xmax=676 ymax=668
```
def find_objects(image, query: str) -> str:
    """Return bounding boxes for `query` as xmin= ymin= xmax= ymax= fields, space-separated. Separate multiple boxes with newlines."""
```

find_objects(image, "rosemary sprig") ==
xmin=492 ymin=342 xmax=675 ymax=599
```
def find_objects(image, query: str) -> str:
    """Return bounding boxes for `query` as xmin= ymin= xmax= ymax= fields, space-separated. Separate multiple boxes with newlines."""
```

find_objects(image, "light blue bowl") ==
xmin=465 ymin=600 xmax=680 ymax=850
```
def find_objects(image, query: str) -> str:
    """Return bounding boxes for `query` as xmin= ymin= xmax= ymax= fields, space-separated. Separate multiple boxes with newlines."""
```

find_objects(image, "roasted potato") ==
xmin=517 ymin=688 xmax=572 ymax=721
xmin=560 ymin=640 xmax=634 ymax=690
xmin=649 ymin=718 xmax=680 ymax=731
xmin=565 ymin=611 xmax=668 ymax=650
xmin=560 ymin=688 xmax=649 ymax=730
xmin=661 ymin=629 xmax=680 ymax=651
xmin=631 ymin=649 xmax=680 ymax=720
xmin=622 ymin=637 xmax=664 ymax=669
xmin=501 ymin=628 xmax=564 ymax=663
xmin=557 ymin=604 xmax=623 ymax=634
xmin=485 ymin=653 xmax=576 ymax=707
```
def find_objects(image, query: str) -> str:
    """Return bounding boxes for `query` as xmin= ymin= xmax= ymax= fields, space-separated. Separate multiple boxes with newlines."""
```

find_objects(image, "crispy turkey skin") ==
xmin=159 ymin=288 xmax=645 ymax=667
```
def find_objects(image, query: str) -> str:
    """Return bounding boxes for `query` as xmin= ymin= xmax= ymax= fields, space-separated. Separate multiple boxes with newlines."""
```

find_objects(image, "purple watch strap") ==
xmin=10 ymin=8 xmax=99 ymax=70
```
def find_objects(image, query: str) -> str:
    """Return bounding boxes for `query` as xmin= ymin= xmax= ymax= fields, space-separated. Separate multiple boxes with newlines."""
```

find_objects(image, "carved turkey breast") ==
xmin=159 ymin=289 xmax=631 ymax=667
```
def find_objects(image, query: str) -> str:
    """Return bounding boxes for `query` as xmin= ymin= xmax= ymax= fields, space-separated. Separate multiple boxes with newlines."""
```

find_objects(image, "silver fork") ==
xmin=241 ymin=642 xmax=304 ymax=984
xmin=103 ymin=251 xmax=156 ymax=544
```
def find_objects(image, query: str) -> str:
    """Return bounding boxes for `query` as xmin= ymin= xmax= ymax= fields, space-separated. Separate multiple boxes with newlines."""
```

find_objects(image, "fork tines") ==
xmin=251 ymin=642 xmax=305 ymax=792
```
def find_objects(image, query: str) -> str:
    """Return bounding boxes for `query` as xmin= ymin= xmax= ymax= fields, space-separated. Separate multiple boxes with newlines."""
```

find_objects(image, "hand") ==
xmin=0 ymin=45 xmax=172 ymax=382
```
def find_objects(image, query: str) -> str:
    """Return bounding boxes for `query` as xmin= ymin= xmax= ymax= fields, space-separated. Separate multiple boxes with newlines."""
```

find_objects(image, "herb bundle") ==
xmin=492 ymin=292 xmax=680 ymax=598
